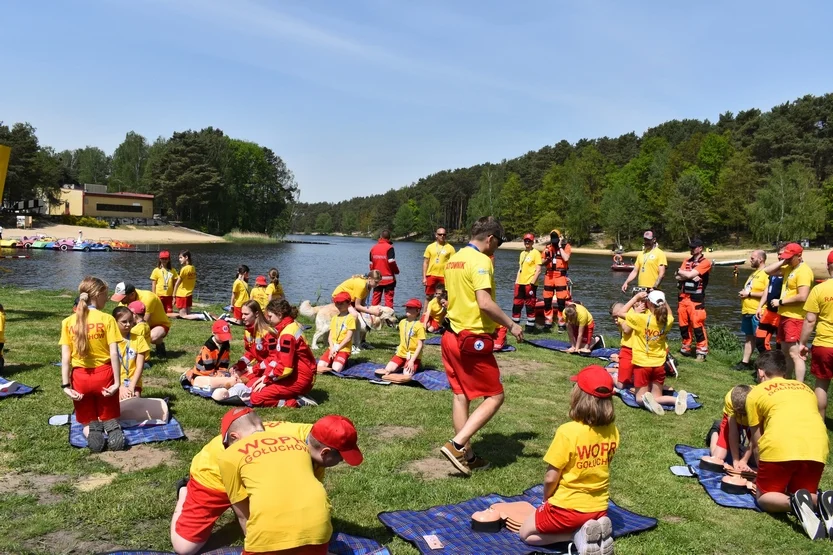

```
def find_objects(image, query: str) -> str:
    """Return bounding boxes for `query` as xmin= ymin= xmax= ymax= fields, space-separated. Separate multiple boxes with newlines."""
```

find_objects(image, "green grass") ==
xmin=221 ymin=230 xmax=279 ymax=244
xmin=0 ymin=286 xmax=832 ymax=554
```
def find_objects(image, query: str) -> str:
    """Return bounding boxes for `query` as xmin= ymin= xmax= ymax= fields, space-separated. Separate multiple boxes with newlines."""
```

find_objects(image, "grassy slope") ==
xmin=0 ymin=287 xmax=831 ymax=554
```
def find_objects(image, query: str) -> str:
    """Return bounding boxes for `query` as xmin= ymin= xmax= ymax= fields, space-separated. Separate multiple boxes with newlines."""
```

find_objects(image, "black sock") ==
xmin=451 ymin=440 xmax=465 ymax=451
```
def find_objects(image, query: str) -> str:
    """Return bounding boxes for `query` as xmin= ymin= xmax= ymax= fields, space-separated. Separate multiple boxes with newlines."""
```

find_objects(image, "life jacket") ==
xmin=187 ymin=339 xmax=230 ymax=381
xmin=677 ymin=254 xmax=710 ymax=302
xmin=543 ymin=244 xmax=569 ymax=279
xmin=763 ymin=275 xmax=785 ymax=313
xmin=369 ymin=238 xmax=399 ymax=286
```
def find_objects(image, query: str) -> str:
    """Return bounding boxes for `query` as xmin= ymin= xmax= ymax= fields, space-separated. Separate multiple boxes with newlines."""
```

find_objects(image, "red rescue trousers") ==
xmin=512 ymin=284 xmax=537 ymax=326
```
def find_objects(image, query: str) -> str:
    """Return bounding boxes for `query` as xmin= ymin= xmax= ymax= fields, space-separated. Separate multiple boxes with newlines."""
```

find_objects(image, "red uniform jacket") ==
xmin=369 ymin=238 xmax=399 ymax=286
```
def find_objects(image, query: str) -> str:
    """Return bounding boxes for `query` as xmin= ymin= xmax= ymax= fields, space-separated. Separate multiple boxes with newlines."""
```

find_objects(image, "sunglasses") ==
xmin=436 ymin=233 xmax=446 ymax=236
xmin=490 ymin=234 xmax=506 ymax=247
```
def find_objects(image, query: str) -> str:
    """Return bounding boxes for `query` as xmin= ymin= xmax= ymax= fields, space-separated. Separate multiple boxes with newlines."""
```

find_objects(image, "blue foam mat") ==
xmin=378 ymin=484 xmax=657 ymax=554
xmin=0 ymin=376 xmax=36 ymax=398
xmin=527 ymin=338 xmax=618 ymax=359
xmin=618 ymin=389 xmax=702 ymax=411
xmin=675 ymin=444 xmax=761 ymax=511
xmin=101 ymin=532 xmax=390 ymax=555
xmin=327 ymin=361 xmax=450 ymax=391
xmin=69 ymin=413 xmax=185 ymax=448
xmin=423 ymin=335 xmax=516 ymax=352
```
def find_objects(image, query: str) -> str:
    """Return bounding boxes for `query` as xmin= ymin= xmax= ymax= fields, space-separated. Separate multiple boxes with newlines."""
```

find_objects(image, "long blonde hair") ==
xmin=73 ymin=276 xmax=108 ymax=356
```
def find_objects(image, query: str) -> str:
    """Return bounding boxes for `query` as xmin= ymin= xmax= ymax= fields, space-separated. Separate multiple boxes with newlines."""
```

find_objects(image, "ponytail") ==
xmin=268 ymin=267 xmax=280 ymax=287
xmin=366 ymin=270 xmax=382 ymax=281
xmin=654 ymin=303 xmax=669 ymax=331
xmin=179 ymin=250 xmax=192 ymax=265
xmin=237 ymin=264 xmax=250 ymax=278
xmin=73 ymin=276 xmax=108 ymax=357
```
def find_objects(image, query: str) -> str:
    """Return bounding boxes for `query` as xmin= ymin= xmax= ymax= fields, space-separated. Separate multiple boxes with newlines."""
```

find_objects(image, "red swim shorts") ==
xmin=617 ymin=346 xmax=633 ymax=387
xmin=175 ymin=295 xmax=193 ymax=310
xmin=441 ymin=330 xmax=502 ymax=400
xmin=425 ymin=275 xmax=445 ymax=297
xmin=174 ymin=477 xmax=230 ymax=543
xmin=320 ymin=349 xmax=349 ymax=367
xmin=633 ymin=365 xmax=665 ymax=389
xmin=777 ymin=316 xmax=803 ymax=343
xmin=233 ymin=306 xmax=243 ymax=320
xmin=756 ymin=460 xmax=825 ymax=496
xmin=71 ymin=364 xmax=120 ymax=425
xmin=534 ymin=502 xmax=607 ymax=535
xmin=388 ymin=355 xmax=421 ymax=372
xmin=159 ymin=295 xmax=174 ymax=313
xmin=811 ymin=345 xmax=833 ymax=381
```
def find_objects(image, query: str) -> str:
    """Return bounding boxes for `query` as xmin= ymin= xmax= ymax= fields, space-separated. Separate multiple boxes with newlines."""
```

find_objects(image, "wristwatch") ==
xmin=61 ymin=383 xmax=71 ymax=389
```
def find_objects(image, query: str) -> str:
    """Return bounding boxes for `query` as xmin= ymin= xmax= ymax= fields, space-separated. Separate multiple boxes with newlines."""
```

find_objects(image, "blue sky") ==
xmin=2 ymin=1 xmax=832 ymax=203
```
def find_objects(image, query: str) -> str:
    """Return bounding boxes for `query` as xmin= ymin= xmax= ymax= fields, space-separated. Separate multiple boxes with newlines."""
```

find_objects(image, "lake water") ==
xmin=0 ymin=235 xmax=748 ymax=337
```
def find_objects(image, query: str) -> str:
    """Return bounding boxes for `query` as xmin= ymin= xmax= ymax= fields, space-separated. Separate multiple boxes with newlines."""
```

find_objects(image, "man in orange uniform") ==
xmin=541 ymin=229 xmax=572 ymax=332
xmin=369 ymin=230 xmax=399 ymax=308
xmin=675 ymin=238 xmax=712 ymax=361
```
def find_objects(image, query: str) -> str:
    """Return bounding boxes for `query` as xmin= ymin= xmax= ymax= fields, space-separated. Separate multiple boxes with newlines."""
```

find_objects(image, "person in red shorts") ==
xmin=520 ymin=365 xmax=618 ymax=554
xmin=316 ymin=292 xmax=356 ymax=374
xmin=439 ymin=216 xmax=523 ymax=476
xmin=706 ymin=384 xmax=754 ymax=472
xmin=170 ymin=411 xmax=358 ymax=555
xmin=747 ymin=350 xmax=830 ymax=539
xmin=762 ymin=242 xmax=813 ymax=382
xmin=422 ymin=227 xmax=456 ymax=306
xmin=800 ymin=249 xmax=833 ymax=417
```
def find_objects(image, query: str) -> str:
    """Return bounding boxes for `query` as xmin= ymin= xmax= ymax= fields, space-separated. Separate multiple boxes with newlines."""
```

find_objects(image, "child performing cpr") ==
xmin=520 ymin=365 xmax=618 ymax=554
xmin=707 ymin=384 xmax=754 ymax=472
xmin=376 ymin=298 xmax=426 ymax=383
xmin=317 ymin=292 xmax=356 ymax=374
xmin=112 ymin=306 xmax=150 ymax=400
xmin=421 ymin=284 xmax=448 ymax=333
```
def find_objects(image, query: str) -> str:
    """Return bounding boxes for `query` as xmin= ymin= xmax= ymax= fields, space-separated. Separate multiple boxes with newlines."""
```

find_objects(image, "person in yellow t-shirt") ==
xmin=230 ymin=265 xmax=251 ymax=324
xmin=266 ymin=268 xmax=285 ymax=302
xmin=422 ymin=227 xmax=456 ymax=304
xmin=171 ymin=250 xmax=205 ymax=322
xmin=563 ymin=303 xmax=600 ymax=354
xmin=621 ymin=230 xmax=667 ymax=292
xmin=112 ymin=282 xmax=176 ymax=357
xmin=150 ymin=251 xmax=179 ymax=314
xmin=171 ymin=413 xmax=361 ymax=555
xmin=376 ymin=299 xmax=426 ymax=382
xmin=317 ymin=292 xmax=356 ymax=374
xmin=746 ymin=351 xmax=829 ymax=528
xmin=520 ymin=365 xmax=618 ymax=551
xmin=736 ymin=250 xmax=768 ymax=370
xmin=618 ymin=291 xmax=686 ymax=416
xmin=59 ymin=277 xmax=124 ymax=453
xmin=0 ymin=303 xmax=5 ymax=372
xmin=707 ymin=385 xmax=754 ymax=472
xmin=112 ymin=306 xmax=150 ymax=400
xmin=512 ymin=233 xmax=543 ymax=331
xmin=762 ymin=242 xmax=814 ymax=383
xmin=800 ymin=250 xmax=833 ymax=418
xmin=250 ymin=275 xmax=269 ymax=310
xmin=421 ymin=284 xmax=448 ymax=332
xmin=608 ymin=298 xmax=645 ymax=389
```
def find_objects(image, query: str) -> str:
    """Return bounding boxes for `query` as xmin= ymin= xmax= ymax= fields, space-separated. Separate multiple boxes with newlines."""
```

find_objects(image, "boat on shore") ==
xmin=611 ymin=264 xmax=634 ymax=272
xmin=713 ymin=259 xmax=745 ymax=266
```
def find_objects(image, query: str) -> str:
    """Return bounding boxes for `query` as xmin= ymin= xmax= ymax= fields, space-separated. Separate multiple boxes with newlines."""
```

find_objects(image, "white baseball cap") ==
xmin=647 ymin=290 xmax=666 ymax=306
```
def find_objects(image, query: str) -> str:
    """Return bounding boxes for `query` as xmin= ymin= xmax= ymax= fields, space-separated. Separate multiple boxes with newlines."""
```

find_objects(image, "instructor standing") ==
xmin=422 ymin=227 xmax=456 ymax=305
xmin=621 ymin=230 xmax=667 ymax=293
xmin=675 ymin=238 xmax=712 ymax=361
xmin=440 ymin=216 xmax=523 ymax=476
xmin=369 ymin=230 xmax=399 ymax=308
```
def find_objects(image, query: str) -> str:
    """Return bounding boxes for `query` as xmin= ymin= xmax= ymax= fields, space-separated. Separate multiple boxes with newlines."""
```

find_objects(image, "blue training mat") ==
xmin=675 ymin=444 xmax=761 ymax=511
xmin=69 ymin=413 xmax=185 ymax=448
xmin=617 ymin=389 xmax=702 ymax=411
xmin=100 ymin=532 xmax=391 ymax=555
xmin=327 ymin=361 xmax=450 ymax=391
xmin=0 ymin=376 xmax=37 ymax=398
xmin=527 ymin=338 xmax=619 ymax=360
xmin=423 ymin=335 xmax=517 ymax=352
xmin=378 ymin=484 xmax=657 ymax=554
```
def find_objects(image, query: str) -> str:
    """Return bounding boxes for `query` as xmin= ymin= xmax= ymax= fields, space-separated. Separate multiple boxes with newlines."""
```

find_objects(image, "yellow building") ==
xmin=49 ymin=184 xmax=154 ymax=219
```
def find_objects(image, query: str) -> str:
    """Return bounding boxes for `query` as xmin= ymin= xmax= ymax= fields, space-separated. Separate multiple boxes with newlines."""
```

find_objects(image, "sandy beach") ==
xmin=5 ymin=224 xmax=226 ymax=245
xmin=500 ymin=241 xmax=831 ymax=277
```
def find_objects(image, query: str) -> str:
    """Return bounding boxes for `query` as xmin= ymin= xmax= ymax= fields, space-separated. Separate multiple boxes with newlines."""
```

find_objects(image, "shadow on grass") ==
xmin=826 ymin=416 xmax=833 ymax=433
xmin=5 ymin=309 xmax=55 ymax=321
xmin=4 ymin=363 xmax=46 ymax=377
xmin=201 ymin=519 xmax=243 ymax=552
xmin=473 ymin=431 xmax=539 ymax=468
xmin=156 ymin=350 xmax=188 ymax=359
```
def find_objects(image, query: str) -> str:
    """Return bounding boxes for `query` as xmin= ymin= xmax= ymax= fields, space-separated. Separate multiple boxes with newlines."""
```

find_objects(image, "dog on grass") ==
xmin=299 ymin=300 xmax=398 ymax=350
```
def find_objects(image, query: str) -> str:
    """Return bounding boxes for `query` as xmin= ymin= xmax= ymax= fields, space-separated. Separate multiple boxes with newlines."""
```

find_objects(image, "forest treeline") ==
xmin=0 ymin=125 xmax=298 ymax=235
xmin=293 ymin=93 xmax=833 ymax=249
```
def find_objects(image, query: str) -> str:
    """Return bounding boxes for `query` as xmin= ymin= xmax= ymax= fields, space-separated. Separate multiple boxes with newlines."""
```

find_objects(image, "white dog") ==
xmin=299 ymin=300 xmax=398 ymax=350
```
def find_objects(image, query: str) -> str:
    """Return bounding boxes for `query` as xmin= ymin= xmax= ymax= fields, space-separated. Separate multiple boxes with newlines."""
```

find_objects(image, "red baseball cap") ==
xmin=332 ymin=291 xmax=352 ymax=304
xmin=159 ymin=250 xmax=170 ymax=259
xmin=570 ymin=365 xmax=614 ymax=398
xmin=220 ymin=407 xmax=254 ymax=442
xmin=778 ymin=242 xmax=803 ymax=260
xmin=255 ymin=275 xmax=267 ymax=286
xmin=827 ymin=250 xmax=833 ymax=265
xmin=212 ymin=319 xmax=233 ymax=342
xmin=403 ymin=298 xmax=422 ymax=310
xmin=523 ymin=233 xmax=535 ymax=242
xmin=310 ymin=415 xmax=363 ymax=466
xmin=127 ymin=300 xmax=146 ymax=315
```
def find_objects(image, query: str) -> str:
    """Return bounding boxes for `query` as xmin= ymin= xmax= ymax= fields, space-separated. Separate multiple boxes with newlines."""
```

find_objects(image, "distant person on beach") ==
xmin=171 ymin=250 xmax=207 ymax=322
xmin=542 ymin=229 xmax=572 ymax=331
xmin=675 ymin=238 xmax=712 ymax=361
xmin=422 ymin=227 xmax=456 ymax=305
xmin=369 ymin=230 xmax=399 ymax=308
xmin=513 ymin=233 xmax=542 ymax=333
xmin=621 ymin=230 xmax=667 ymax=293
xmin=799 ymin=250 xmax=833 ymax=417
xmin=111 ymin=282 xmax=172 ymax=357
xmin=736 ymin=250 xmax=768 ymax=370
xmin=150 ymin=251 xmax=178 ymax=314
xmin=439 ymin=216 xmax=523 ymax=476
xmin=762 ymin=242 xmax=813 ymax=383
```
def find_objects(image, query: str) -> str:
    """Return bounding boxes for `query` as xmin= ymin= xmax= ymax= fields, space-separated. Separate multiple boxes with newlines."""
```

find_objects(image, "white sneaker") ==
xmin=675 ymin=390 xmax=689 ymax=415
xmin=791 ymin=489 xmax=825 ymax=540
xmin=598 ymin=515 xmax=614 ymax=555
xmin=641 ymin=392 xmax=665 ymax=416
xmin=570 ymin=519 xmax=602 ymax=554
xmin=297 ymin=395 xmax=318 ymax=407
xmin=351 ymin=345 xmax=361 ymax=355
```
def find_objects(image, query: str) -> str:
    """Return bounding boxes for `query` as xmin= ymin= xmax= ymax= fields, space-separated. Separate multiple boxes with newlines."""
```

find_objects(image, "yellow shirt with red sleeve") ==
xmin=395 ymin=319 xmax=426 ymax=359
xmin=803 ymin=278 xmax=833 ymax=347
xmin=232 ymin=279 xmax=250 ymax=308
xmin=150 ymin=267 xmax=179 ymax=297
xmin=779 ymin=262 xmax=814 ymax=319
xmin=329 ymin=314 xmax=356 ymax=352
xmin=333 ymin=277 xmax=369 ymax=302
xmin=265 ymin=282 xmax=285 ymax=300
xmin=425 ymin=298 xmax=446 ymax=323
xmin=126 ymin=289 xmax=171 ymax=329
xmin=745 ymin=377 xmax=828 ymax=463
xmin=544 ymin=421 xmax=619 ymax=512
xmin=635 ymin=246 xmax=667 ymax=288
xmin=445 ymin=246 xmax=497 ymax=335
xmin=626 ymin=310 xmax=673 ymax=367
xmin=117 ymin=333 xmax=150 ymax=388
xmin=59 ymin=309 xmax=122 ymax=368
xmin=251 ymin=286 xmax=269 ymax=310
xmin=574 ymin=304 xmax=593 ymax=327
xmin=722 ymin=389 xmax=749 ymax=426
xmin=424 ymin=241 xmax=456 ymax=277
xmin=177 ymin=264 xmax=197 ymax=296
xmin=516 ymin=248 xmax=543 ymax=285
xmin=218 ymin=428 xmax=332 ymax=553
xmin=741 ymin=268 xmax=768 ymax=315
